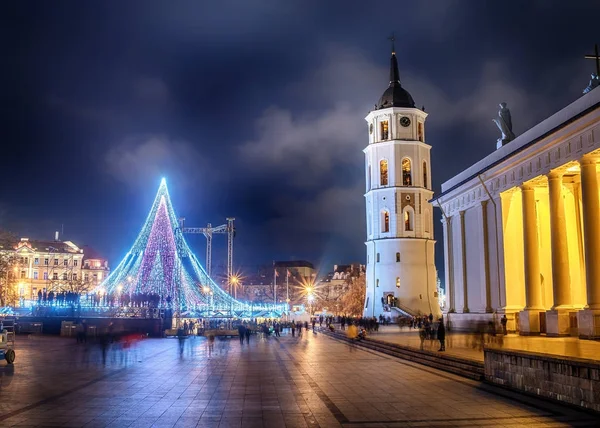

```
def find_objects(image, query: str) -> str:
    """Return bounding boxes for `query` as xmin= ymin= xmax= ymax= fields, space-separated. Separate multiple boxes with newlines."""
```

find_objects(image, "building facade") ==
xmin=363 ymin=47 xmax=438 ymax=319
xmin=10 ymin=237 xmax=84 ymax=302
xmin=0 ymin=236 xmax=110 ymax=306
xmin=81 ymin=245 xmax=110 ymax=289
xmin=435 ymin=86 xmax=600 ymax=338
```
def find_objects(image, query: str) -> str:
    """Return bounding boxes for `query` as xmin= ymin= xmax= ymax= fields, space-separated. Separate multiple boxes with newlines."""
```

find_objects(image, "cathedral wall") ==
xmin=450 ymin=214 xmax=466 ymax=312
xmin=464 ymin=206 xmax=485 ymax=313
xmin=535 ymin=188 xmax=554 ymax=310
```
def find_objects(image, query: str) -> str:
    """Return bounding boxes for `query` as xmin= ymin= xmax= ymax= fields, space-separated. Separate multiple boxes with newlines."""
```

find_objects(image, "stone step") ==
xmin=322 ymin=329 xmax=484 ymax=381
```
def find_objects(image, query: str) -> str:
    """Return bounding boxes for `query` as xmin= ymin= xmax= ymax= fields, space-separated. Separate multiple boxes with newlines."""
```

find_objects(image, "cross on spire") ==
xmin=388 ymin=33 xmax=396 ymax=55
xmin=585 ymin=43 xmax=600 ymax=77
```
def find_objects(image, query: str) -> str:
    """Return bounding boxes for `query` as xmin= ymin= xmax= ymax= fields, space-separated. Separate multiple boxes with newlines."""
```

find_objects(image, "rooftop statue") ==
xmin=492 ymin=102 xmax=516 ymax=149
xmin=583 ymin=73 xmax=599 ymax=94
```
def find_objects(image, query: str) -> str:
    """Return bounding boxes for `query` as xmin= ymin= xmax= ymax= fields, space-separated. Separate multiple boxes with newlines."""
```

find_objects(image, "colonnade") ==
xmin=520 ymin=155 xmax=600 ymax=336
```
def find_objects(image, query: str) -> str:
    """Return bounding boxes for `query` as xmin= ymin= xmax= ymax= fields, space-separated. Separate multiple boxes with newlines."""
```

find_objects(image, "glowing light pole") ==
xmin=230 ymin=275 xmax=240 ymax=299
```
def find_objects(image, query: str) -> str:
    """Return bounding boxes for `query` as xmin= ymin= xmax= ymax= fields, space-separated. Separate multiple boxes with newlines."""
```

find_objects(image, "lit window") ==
xmin=20 ymin=271 xmax=26 ymax=279
xmin=396 ymin=252 xmax=401 ymax=263
xmin=418 ymin=122 xmax=423 ymax=142
xmin=396 ymin=277 xmax=400 ymax=288
xmin=43 ymin=272 xmax=48 ymax=280
xmin=402 ymin=158 xmax=412 ymax=186
xmin=382 ymin=211 xmax=390 ymax=233
xmin=34 ymin=258 xmax=39 ymax=265
xmin=33 ymin=271 xmax=39 ymax=280
xmin=404 ymin=210 xmax=413 ymax=231
xmin=380 ymin=160 xmax=388 ymax=186
xmin=380 ymin=121 xmax=389 ymax=140
xmin=423 ymin=161 xmax=428 ymax=188
xmin=376 ymin=253 xmax=380 ymax=263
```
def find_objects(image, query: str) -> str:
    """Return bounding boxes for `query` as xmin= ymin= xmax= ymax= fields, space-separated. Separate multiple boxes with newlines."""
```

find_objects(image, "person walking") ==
xmin=245 ymin=326 xmax=251 ymax=344
xmin=437 ymin=317 xmax=446 ymax=351
xmin=501 ymin=315 xmax=508 ymax=335
xmin=291 ymin=322 xmax=296 ymax=337
xmin=238 ymin=324 xmax=246 ymax=345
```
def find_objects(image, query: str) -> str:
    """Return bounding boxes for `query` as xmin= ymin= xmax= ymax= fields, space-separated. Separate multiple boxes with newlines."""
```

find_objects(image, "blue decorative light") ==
xmin=101 ymin=179 xmax=286 ymax=316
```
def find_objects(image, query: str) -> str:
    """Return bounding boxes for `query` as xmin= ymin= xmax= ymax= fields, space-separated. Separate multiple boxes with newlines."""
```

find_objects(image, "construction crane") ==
xmin=178 ymin=217 xmax=235 ymax=293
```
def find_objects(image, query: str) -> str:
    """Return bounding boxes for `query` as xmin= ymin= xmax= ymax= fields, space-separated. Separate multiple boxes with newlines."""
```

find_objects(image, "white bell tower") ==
xmin=363 ymin=43 xmax=439 ymax=319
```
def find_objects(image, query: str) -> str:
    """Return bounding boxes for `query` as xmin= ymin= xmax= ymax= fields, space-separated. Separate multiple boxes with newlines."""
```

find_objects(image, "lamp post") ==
xmin=307 ymin=293 xmax=315 ymax=316
xmin=230 ymin=275 xmax=239 ymax=299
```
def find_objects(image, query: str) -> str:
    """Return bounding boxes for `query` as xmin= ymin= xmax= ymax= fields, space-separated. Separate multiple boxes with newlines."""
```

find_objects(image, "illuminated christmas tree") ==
xmin=102 ymin=178 xmax=283 ymax=316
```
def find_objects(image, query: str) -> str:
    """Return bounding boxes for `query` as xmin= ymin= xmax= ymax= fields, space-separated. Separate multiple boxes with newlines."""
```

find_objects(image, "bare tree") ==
xmin=340 ymin=274 xmax=366 ymax=316
xmin=0 ymin=230 xmax=19 ymax=306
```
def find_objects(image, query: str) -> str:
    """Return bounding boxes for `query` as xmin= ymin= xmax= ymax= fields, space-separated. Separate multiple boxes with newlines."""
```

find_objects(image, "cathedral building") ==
xmin=363 ymin=47 xmax=439 ymax=319
xmin=435 ymin=86 xmax=600 ymax=338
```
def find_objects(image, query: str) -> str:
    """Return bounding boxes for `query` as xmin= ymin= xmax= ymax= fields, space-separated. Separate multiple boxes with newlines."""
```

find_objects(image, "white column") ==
xmin=519 ymin=184 xmax=543 ymax=335
xmin=521 ymin=184 xmax=543 ymax=310
xmin=580 ymin=156 xmax=600 ymax=309
xmin=459 ymin=210 xmax=469 ymax=313
xmin=442 ymin=216 xmax=455 ymax=312
xmin=548 ymin=171 xmax=571 ymax=308
xmin=480 ymin=201 xmax=492 ymax=312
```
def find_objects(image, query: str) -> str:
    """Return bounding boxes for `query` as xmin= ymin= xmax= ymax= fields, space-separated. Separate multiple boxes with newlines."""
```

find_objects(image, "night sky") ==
xmin=3 ymin=1 xmax=599 ymax=281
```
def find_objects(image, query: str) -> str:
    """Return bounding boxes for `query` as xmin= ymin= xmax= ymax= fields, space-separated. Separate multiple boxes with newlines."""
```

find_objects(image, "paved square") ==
xmin=0 ymin=331 xmax=596 ymax=427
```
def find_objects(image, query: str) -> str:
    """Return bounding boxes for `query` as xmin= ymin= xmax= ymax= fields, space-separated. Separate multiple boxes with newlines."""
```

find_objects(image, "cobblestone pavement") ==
xmin=372 ymin=326 xmax=600 ymax=362
xmin=0 ymin=332 xmax=597 ymax=427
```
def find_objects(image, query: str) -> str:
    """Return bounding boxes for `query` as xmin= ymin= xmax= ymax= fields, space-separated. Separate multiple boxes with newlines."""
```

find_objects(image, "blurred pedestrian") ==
xmin=238 ymin=324 xmax=246 ymax=345
xmin=437 ymin=317 xmax=446 ymax=352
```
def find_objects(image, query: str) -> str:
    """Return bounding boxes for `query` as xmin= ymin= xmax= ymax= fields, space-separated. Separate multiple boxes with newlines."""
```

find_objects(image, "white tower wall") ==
xmin=363 ymin=66 xmax=440 ymax=318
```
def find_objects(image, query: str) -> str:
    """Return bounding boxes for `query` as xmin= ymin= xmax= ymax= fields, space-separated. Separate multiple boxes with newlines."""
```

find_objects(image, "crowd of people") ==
xmin=34 ymin=291 xmax=172 ymax=308
xmin=36 ymin=290 xmax=81 ymax=306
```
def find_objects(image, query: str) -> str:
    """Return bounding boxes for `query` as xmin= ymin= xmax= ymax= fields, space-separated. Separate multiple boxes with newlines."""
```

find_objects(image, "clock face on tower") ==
xmin=400 ymin=116 xmax=411 ymax=127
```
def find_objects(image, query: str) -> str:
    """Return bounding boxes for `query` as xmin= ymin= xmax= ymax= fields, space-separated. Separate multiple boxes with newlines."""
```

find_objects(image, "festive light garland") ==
xmin=102 ymin=179 xmax=287 ymax=316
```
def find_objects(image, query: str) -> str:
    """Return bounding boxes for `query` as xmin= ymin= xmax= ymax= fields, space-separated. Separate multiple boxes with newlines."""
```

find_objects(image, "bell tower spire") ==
xmin=388 ymin=34 xmax=400 ymax=85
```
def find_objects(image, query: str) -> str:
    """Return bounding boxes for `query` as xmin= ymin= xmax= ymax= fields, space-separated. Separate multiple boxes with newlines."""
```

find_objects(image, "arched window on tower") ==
xmin=404 ymin=209 xmax=413 ymax=231
xmin=402 ymin=158 xmax=412 ymax=186
xmin=424 ymin=209 xmax=430 ymax=233
xmin=380 ymin=121 xmax=389 ymax=140
xmin=380 ymin=160 xmax=388 ymax=186
xmin=382 ymin=211 xmax=390 ymax=233
xmin=396 ymin=252 xmax=401 ymax=262
xmin=396 ymin=277 xmax=401 ymax=288
xmin=422 ymin=161 xmax=428 ymax=188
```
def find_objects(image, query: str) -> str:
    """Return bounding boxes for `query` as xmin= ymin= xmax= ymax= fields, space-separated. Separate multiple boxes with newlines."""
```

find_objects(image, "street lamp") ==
xmin=307 ymin=293 xmax=315 ymax=316
xmin=230 ymin=275 xmax=240 ymax=299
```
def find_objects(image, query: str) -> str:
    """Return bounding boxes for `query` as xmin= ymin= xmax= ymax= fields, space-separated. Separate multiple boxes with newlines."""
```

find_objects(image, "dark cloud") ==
xmin=3 ymin=1 xmax=600 ymax=278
